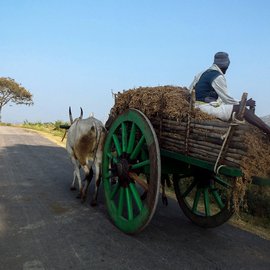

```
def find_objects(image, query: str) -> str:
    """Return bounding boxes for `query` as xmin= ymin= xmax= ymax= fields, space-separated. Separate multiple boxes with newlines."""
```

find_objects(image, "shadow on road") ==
xmin=1 ymin=138 xmax=270 ymax=270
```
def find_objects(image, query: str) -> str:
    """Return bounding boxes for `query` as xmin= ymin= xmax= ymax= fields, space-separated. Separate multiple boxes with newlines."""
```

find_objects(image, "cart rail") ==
xmin=161 ymin=149 xmax=242 ymax=177
xmin=252 ymin=176 xmax=270 ymax=186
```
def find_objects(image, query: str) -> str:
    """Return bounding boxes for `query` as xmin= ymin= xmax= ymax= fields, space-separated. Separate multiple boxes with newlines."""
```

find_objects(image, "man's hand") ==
xmin=246 ymin=98 xmax=256 ymax=108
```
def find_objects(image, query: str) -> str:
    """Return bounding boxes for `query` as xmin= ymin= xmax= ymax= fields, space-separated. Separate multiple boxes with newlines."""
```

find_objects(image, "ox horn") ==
xmin=79 ymin=107 xmax=83 ymax=119
xmin=69 ymin=106 xmax=73 ymax=124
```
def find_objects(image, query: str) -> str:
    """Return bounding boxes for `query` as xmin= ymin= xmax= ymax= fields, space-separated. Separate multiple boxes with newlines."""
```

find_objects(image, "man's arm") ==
xmin=212 ymin=75 xmax=239 ymax=105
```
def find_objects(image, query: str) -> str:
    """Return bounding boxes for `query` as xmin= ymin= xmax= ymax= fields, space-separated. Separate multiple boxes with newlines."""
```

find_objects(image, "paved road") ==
xmin=0 ymin=126 xmax=269 ymax=270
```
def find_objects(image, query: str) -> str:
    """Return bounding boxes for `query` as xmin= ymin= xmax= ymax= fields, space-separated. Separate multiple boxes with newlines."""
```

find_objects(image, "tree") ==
xmin=0 ymin=77 xmax=34 ymax=122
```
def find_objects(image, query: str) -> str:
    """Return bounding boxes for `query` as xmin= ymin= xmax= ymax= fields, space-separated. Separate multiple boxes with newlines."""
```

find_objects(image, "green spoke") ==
xmin=141 ymin=148 xmax=148 ymax=160
xmin=127 ymin=123 xmax=136 ymax=154
xmin=214 ymin=176 xmax=232 ymax=188
xmin=130 ymin=135 xmax=145 ymax=160
xmin=121 ymin=122 xmax=128 ymax=153
xmin=131 ymin=159 xmax=150 ymax=170
xmin=192 ymin=188 xmax=201 ymax=212
xmin=113 ymin=134 xmax=122 ymax=157
xmin=211 ymin=188 xmax=225 ymax=209
xmin=129 ymin=183 xmax=143 ymax=211
xmin=103 ymin=172 xmax=112 ymax=179
xmin=126 ymin=187 xmax=133 ymax=221
xmin=117 ymin=187 xmax=124 ymax=216
xmin=182 ymin=179 xmax=197 ymax=198
xmin=110 ymin=182 xmax=120 ymax=200
xmin=203 ymin=188 xmax=211 ymax=216
xmin=106 ymin=152 xmax=118 ymax=164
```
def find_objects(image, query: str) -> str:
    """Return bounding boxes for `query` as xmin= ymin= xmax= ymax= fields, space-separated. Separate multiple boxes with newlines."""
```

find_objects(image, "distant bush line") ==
xmin=21 ymin=120 xmax=68 ymax=138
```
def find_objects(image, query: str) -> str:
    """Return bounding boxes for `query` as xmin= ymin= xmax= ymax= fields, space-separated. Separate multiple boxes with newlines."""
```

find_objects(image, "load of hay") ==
xmin=108 ymin=86 xmax=270 ymax=211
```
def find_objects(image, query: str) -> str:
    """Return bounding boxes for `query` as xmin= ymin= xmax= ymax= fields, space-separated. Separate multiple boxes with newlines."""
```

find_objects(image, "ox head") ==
xmin=69 ymin=106 xmax=83 ymax=124
xmin=61 ymin=107 xmax=84 ymax=142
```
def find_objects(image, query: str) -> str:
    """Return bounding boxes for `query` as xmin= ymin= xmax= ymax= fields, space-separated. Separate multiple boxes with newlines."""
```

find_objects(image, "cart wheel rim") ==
xmin=173 ymin=172 xmax=234 ymax=228
xmin=102 ymin=109 xmax=161 ymax=234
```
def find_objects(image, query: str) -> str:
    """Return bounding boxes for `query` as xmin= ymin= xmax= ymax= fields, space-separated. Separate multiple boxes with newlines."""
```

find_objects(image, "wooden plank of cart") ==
xmin=101 ymin=92 xmax=270 ymax=234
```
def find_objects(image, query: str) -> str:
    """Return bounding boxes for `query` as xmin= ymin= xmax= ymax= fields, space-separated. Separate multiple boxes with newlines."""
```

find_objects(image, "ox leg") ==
xmin=71 ymin=163 xmax=81 ymax=190
xmin=90 ymin=163 xmax=101 ymax=207
xmin=81 ymin=166 xmax=93 ymax=203
xmin=70 ymin=158 xmax=83 ymax=198
xmin=161 ymin=175 xmax=171 ymax=206
xmin=70 ymin=170 xmax=77 ymax=191
xmin=161 ymin=180 xmax=168 ymax=206
xmin=91 ymin=176 xmax=101 ymax=207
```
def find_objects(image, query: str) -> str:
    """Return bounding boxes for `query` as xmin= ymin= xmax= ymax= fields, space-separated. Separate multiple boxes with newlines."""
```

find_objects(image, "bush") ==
xmin=54 ymin=120 xmax=69 ymax=131
xmin=246 ymin=186 xmax=270 ymax=218
xmin=21 ymin=120 xmax=67 ymax=137
xmin=0 ymin=122 xmax=12 ymax=126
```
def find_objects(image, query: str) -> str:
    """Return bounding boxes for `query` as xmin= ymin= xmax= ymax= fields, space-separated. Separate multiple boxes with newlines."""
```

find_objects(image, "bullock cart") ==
xmin=102 ymin=92 xmax=270 ymax=234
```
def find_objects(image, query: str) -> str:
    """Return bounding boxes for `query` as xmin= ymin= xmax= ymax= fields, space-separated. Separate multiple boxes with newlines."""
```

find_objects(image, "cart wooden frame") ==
xmin=102 ymin=108 xmax=251 ymax=234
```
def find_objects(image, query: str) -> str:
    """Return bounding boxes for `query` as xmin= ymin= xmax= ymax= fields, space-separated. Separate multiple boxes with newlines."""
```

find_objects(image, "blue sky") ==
xmin=1 ymin=0 xmax=270 ymax=123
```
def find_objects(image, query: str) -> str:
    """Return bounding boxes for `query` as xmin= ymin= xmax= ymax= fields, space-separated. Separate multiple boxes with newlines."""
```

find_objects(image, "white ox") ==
xmin=66 ymin=107 xmax=106 ymax=206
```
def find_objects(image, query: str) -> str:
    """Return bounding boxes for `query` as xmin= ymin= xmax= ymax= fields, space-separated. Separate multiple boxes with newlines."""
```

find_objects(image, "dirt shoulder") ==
xmin=22 ymin=128 xmax=67 ymax=148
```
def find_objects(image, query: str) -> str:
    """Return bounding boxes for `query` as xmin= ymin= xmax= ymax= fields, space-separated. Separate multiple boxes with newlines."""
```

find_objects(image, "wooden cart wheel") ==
xmin=102 ymin=109 xmax=161 ymax=234
xmin=173 ymin=169 xmax=235 ymax=228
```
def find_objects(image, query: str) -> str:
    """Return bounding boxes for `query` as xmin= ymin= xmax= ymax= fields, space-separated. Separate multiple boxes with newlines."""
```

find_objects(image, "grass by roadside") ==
xmin=21 ymin=120 xmax=68 ymax=137
xmin=0 ymin=122 xmax=12 ymax=126
xmin=229 ymin=213 xmax=270 ymax=240
xmin=18 ymin=120 xmax=68 ymax=147
xmin=28 ymin=128 xmax=67 ymax=148
xmin=2 ymin=121 xmax=269 ymax=240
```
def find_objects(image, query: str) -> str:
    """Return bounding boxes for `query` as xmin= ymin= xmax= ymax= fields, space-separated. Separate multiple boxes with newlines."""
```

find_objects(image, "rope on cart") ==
xmin=185 ymin=89 xmax=196 ymax=154
xmin=214 ymin=113 xmax=246 ymax=174
xmin=214 ymin=93 xmax=248 ymax=174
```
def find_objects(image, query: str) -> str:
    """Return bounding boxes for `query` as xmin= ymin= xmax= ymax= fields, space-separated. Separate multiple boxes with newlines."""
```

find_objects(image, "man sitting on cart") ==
xmin=189 ymin=51 xmax=270 ymax=136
